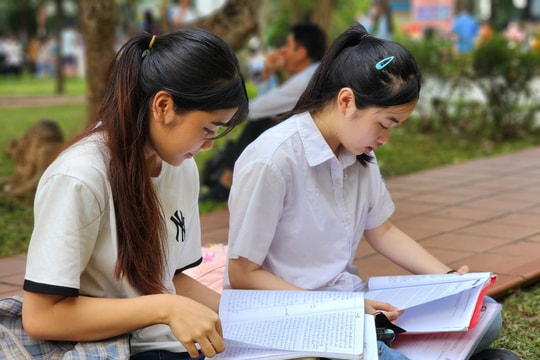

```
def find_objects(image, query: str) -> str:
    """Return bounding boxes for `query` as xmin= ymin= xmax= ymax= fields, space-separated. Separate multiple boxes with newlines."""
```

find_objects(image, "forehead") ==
xmin=285 ymin=34 xmax=296 ymax=46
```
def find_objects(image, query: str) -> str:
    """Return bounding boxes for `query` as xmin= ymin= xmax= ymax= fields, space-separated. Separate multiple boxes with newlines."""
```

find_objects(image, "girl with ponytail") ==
xmin=226 ymin=23 xmax=504 ymax=359
xmin=22 ymin=29 xmax=248 ymax=359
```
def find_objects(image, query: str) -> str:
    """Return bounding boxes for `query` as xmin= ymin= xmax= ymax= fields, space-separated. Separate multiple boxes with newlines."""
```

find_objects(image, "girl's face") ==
xmin=329 ymin=90 xmax=417 ymax=156
xmin=148 ymin=91 xmax=237 ymax=166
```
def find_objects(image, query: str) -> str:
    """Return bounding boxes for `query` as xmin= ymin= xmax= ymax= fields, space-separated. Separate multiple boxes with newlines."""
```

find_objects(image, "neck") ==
xmin=312 ymin=109 xmax=340 ymax=156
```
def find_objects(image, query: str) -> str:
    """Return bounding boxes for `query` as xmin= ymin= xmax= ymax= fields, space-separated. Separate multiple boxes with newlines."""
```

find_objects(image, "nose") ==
xmin=200 ymin=138 xmax=214 ymax=151
xmin=378 ymin=131 xmax=391 ymax=146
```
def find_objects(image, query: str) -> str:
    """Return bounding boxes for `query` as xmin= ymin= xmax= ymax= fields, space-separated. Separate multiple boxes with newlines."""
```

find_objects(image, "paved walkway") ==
xmin=1 ymin=147 xmax=540 ymax=299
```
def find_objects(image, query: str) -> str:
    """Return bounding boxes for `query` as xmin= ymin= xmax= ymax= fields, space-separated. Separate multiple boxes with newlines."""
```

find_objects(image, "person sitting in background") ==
xmin=200 ymin=23 xmax=327 ymax=202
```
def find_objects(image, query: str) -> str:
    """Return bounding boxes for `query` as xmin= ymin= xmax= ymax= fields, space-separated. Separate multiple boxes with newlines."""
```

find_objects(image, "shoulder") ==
xmin=43 ymin=135 xmax=108 ymax=182
xmin=37 ymin=134 xmax=110 ymax=202
xmin=236 ymin=115 xmax=309 ymax=176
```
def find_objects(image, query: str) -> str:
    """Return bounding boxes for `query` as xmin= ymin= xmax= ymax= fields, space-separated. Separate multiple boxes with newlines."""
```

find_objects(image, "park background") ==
xmin=0 ymin=0 xmax=539 ymax=358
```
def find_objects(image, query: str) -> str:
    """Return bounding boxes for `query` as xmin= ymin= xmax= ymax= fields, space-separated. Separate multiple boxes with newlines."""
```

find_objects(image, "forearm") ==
xmin=22 ymin=290 xmax=175 ymax=341
xmin=174 ymin=273 xmax=220 ymax=312
xmin=365 ymin=221 xmax=452 ymax=274
xmin=228 ymin=257 xmax=303 ymax=291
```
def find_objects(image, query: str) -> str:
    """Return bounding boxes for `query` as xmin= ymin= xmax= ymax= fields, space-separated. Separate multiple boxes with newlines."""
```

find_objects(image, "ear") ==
xmin=296 ymin=45 xmax=308 ymax=61
xmin=336 ymin=87 xmax=356 ymax=115
xmin=151 ymin=90 xmax=175 ymax=124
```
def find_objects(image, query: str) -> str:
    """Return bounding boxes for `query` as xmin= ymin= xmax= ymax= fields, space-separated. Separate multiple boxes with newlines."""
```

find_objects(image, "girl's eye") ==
xmin=379 ymin=123 xmax=389 ymax=130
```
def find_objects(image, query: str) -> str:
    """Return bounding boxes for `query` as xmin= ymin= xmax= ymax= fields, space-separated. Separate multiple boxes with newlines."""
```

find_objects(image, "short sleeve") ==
xmin=24 ymin=174 xmax=105 ymax=295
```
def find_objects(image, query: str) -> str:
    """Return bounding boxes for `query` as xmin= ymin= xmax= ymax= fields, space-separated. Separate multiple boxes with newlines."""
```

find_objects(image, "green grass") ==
xmin=0 ymin=104 xmax=87 ymax=178
xmin=0 ymin=75 xmax=86 ymax=97
xmin=493 ymin=283 xmax=540 ymax=358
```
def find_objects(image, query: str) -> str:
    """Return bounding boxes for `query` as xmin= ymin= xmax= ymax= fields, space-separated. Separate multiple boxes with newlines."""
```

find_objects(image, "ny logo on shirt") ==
xmin=170 ymin=210 xmax=186 ymax=242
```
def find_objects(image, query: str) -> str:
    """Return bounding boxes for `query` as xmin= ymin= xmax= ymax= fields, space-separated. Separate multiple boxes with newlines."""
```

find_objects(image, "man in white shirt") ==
xmin=200 ymin=23 xmax=326 ymax=202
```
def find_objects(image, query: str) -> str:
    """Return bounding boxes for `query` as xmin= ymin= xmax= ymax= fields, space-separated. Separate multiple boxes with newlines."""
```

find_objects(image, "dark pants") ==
xmin=130 ymin=350 xmax=205 ymax=360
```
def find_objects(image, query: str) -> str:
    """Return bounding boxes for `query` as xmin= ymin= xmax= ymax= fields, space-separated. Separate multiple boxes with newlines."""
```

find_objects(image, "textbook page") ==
xmin=215 ymin=290 xmax=365 ymax=359
xmin=365 ymin=272 xmax=494 ymax=333
xmin=362 ymin=314 xmax=378 ymax=360
xmin=211 ymin=314 xmax=376 ymax=360
xmin=391 ymin=302 xmax=501 ymax=360
xmin=366 ymin=272 xmax=493 ymax=309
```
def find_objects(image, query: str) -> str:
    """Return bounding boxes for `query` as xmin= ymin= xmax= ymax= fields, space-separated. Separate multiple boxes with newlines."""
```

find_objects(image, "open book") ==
xmin=365 ymin=272 xmax=496 ymax=333
xmin=209 ymin=289 xmax=368 ymax=360
xmin=392 ymin=301 xmax=501 ymax=359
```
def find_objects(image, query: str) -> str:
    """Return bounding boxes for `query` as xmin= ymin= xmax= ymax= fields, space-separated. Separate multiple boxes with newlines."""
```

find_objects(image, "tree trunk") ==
xmin=167 ymin=0 xmax=262 ymax=52
xmin=283 ymin=0 xmax=336 ymax=35
xmin=79 ymin=0 xmax=117 ymax=125
xmin=310 ymin=0 xmax=337 ymax=34
xmin=54 ymin=0 xmax=64 ymax=95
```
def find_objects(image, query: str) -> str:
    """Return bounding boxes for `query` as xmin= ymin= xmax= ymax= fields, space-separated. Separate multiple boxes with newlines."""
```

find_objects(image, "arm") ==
xmin=248 ymin=64 xmax=316 ymax=120
xmin=364 ymin=220 xmax=468 ymax=274
xmin=228 ymin=256 xmax=303 ymax=291
xmin=22 ymin=290 xmax=224 ymax=358
xmin=174 ymin=272 xmax=220 ymax=312
xmin=228 ymin=257 xmax=404 ymax=321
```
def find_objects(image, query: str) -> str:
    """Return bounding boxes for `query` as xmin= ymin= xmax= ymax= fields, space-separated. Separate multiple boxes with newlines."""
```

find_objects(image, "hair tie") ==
xmin=142 ymin=35 xmax=156 ymax=59
xmin=375 ymin=56 xmax=395 ymax=70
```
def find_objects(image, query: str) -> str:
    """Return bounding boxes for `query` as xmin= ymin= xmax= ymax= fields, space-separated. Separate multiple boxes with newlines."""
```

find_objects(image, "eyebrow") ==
xmin=386 ymin=116 xmax=401 ymax=124
xmin=211 ymin=120 xmax=229 ymax=126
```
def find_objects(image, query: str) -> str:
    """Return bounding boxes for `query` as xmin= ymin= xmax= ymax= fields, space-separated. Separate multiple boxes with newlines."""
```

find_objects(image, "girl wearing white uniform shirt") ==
xmin=226 ymin=23 xmax=504 ymax=360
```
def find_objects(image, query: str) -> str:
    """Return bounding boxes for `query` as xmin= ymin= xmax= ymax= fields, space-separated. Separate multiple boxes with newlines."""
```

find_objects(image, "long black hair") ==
xmin=93 ymin=29 xmax=248 ymax=294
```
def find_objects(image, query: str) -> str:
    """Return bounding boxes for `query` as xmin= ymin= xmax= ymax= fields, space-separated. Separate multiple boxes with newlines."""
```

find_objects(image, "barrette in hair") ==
xmin=142 ymin=35 xmax=156 ymax=58
xmin=375 ymin=56 xmax=395 ymax=70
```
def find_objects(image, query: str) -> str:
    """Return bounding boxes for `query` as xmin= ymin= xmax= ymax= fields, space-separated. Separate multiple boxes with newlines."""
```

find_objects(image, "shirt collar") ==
xmin=297 ymin=112 xmax=357 ymax=168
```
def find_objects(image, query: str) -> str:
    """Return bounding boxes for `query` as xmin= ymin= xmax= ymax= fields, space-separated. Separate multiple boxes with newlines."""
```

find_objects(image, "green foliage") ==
xmin=262 ymin=0 xmax=367 ymax=46
xmin=473 ymin=34 xmax=540 ymax=140
xmin=400 ymin=34 xmax=455 ymax=79
xmin=401 ymin=32 xmax=540 ymax=142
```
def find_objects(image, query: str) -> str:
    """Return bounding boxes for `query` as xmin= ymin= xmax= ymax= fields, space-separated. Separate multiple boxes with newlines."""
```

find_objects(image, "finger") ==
xmin=457 ymin=265 xmax=470 ymax=274
xmin=365 ymin=303 xmax=376 ymax=314
xmin=182 ymin=342 xmax=201 ymax=359
xmin=372 ymin=301 xmax=399 ymax=312
xmin=209 ymin=331 xmax=226 ymax=354
xmin=197 ymin=337 xmax=217 ymax=359
xmin=216 ymin=317 xmax=223 ymax=337
xmin=384 ymin=309 xmax=404 ymax=322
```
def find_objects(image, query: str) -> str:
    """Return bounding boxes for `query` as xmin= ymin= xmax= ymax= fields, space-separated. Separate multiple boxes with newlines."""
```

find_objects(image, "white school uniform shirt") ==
xmin=24 ymin=132 xmax=202 ymax=355
xmin=225 ymin=112 xmax=395 ymax=291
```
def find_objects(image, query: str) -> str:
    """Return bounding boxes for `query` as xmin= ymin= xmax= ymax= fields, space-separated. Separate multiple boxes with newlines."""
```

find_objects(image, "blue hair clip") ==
xmin=375 ymin=56 xmax=395 ymax=70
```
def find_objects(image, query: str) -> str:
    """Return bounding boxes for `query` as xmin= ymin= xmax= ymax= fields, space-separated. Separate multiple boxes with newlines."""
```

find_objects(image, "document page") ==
xmin=390 ymin=289 xmax=480 ymax=332
xmin=209 ymin=313 xmax=375 ymax=360
xmin=366 ymin=272 xmax=492 ymax=310
xmin=218 ymin=290 xmax=364 ymax=358
xmin=219 ymin=289 xmax=364 ymax=322
xmin=391 ymin=302 xmax=501 ymax=360
xmin=367 ymin=272 xmax=492 ymax=290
